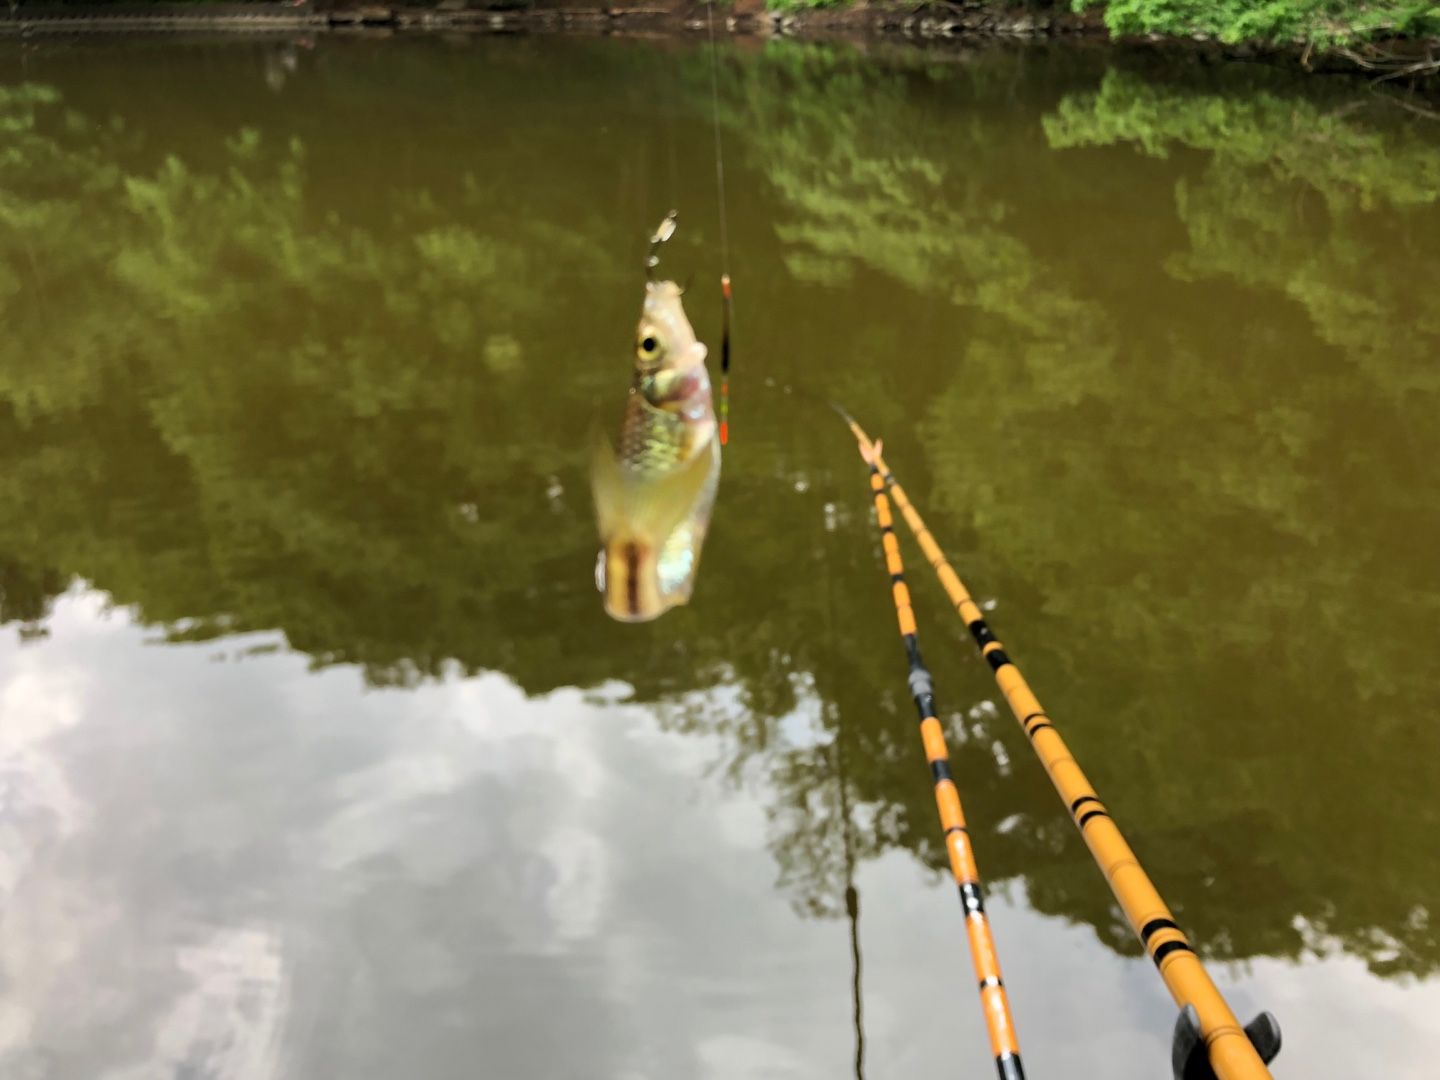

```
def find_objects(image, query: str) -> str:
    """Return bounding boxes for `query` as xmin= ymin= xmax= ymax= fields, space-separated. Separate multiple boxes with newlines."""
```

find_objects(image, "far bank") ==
xmin=3 ymin=1 xmax=1439 ymax=87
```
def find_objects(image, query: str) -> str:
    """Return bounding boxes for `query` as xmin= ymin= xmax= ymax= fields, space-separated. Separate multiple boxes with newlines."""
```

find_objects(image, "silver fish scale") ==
xmin=618 ymin=390 xmax=703 ymax=476
xmin=614 ymin=389 xmax=719 ymax=603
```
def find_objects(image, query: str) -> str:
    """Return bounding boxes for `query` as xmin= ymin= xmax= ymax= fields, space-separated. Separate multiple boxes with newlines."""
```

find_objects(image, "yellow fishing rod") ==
xmin=837 ymin=408 xmax=1281 ymax=1080
xmin=856 ymin=440 xmax=1026 ymax=1080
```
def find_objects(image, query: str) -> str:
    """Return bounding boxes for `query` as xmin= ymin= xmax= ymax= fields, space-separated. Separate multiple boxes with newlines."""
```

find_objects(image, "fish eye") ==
xmin=637 ymin=329 xmax=663 ymax=361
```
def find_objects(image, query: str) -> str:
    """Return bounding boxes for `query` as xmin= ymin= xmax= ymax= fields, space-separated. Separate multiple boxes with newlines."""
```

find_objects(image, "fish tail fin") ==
xmin=590 ymin=428 xmax=631 ymax=541
xmin=601 ymin=538 xmax=666 ymax=622
xmin=591 ymin=429 xmax=716 ymax=545
xmin=591 ymin=429 xmax=717 ymax=622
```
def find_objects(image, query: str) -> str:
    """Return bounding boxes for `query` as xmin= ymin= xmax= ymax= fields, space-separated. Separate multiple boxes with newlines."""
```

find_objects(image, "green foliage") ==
xmin=1046 ymin=69 xmax=1440 ymax=393
xmin=1074 ymin=0 xmax=1440 ymax=45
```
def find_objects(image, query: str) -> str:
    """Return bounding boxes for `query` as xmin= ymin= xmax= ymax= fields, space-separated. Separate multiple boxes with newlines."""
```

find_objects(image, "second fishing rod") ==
xmin=857 ymin=440 xmax=1026 ymax=1080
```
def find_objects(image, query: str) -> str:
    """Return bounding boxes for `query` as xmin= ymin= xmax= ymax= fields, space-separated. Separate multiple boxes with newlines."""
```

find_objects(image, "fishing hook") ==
xmin=645 ymin=209 xmax=679 ymax=282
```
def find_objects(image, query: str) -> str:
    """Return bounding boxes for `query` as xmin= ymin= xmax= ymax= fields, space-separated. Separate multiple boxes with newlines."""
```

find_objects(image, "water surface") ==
xmin=2 ymin=32 xmax=1439 ymax=1079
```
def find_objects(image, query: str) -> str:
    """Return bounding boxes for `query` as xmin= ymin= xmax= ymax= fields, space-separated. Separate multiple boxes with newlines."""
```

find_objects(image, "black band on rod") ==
xmin=959 ymin=881 xmax=986 ymax=917
xmin=1141 ymin=918 xmax=1182 ymax=944
xmin=903 ymin=634 xmax=922 ymax=668
xmin=985 ymin=649 xmax=1013 ymax=671
xmin=1151 ymin=940 xmax=1196 ymax=968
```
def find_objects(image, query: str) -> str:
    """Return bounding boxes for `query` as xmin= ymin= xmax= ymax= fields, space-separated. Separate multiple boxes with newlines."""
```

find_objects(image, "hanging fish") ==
xmin=592 ymin=213 xmax=721 ymax=623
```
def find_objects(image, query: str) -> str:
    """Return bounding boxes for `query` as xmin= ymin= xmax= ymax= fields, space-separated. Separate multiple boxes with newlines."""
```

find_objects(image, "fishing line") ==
xmin=835 ymin=692 xmax=865 ymax=1080
xmin=661 ymin=45 xmax=680 ymax=214
xmin=822 ymin=465 xmax=866 ymax=1080
xmin=667 ymin=116 xmax=680 ymax=215
xmin=704 ymin=3 xmax=731 ymax=272
xmin=704 ymin=1 xmax=734 ymax=445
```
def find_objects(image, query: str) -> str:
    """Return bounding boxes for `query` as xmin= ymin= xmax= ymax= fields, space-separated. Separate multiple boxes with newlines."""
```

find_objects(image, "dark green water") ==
xmin=2 ymin=32 xmax=1439 ymax=1079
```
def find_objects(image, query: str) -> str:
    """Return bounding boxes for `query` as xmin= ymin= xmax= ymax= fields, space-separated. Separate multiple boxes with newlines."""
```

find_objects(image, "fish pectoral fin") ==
xmin=591 ymin=431 xmax=716 ymax=545
xmin=590 ymin=427 xmax=629 ymax=537
xmin=629 ymin=440 xmax=716 ymax=542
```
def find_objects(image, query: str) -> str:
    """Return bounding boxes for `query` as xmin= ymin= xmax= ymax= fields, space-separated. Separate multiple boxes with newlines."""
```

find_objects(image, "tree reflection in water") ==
xmin=2 ymin=42 xmax=1438 ymax=982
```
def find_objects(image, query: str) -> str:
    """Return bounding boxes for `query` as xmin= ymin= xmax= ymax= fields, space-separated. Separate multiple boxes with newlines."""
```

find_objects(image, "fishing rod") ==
xmin=855 ymin=440 xmax=1025 ymax=1080
xmin=835 ymin=408 xmax=1281 ymax=1080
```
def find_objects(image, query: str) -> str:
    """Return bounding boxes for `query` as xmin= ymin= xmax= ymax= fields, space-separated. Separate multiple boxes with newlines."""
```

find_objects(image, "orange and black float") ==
xmin=856 ymin=442 xmax=1025 ymax=1080
xmin=838 ymin=408 xmax=1282 ymax=1080
xmin=719 ymin=273 xmax=731 ymax=446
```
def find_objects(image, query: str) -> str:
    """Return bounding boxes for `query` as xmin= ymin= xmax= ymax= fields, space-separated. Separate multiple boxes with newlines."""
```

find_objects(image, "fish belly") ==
xmin=655 ymin=440 xmax=721 ymax=602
